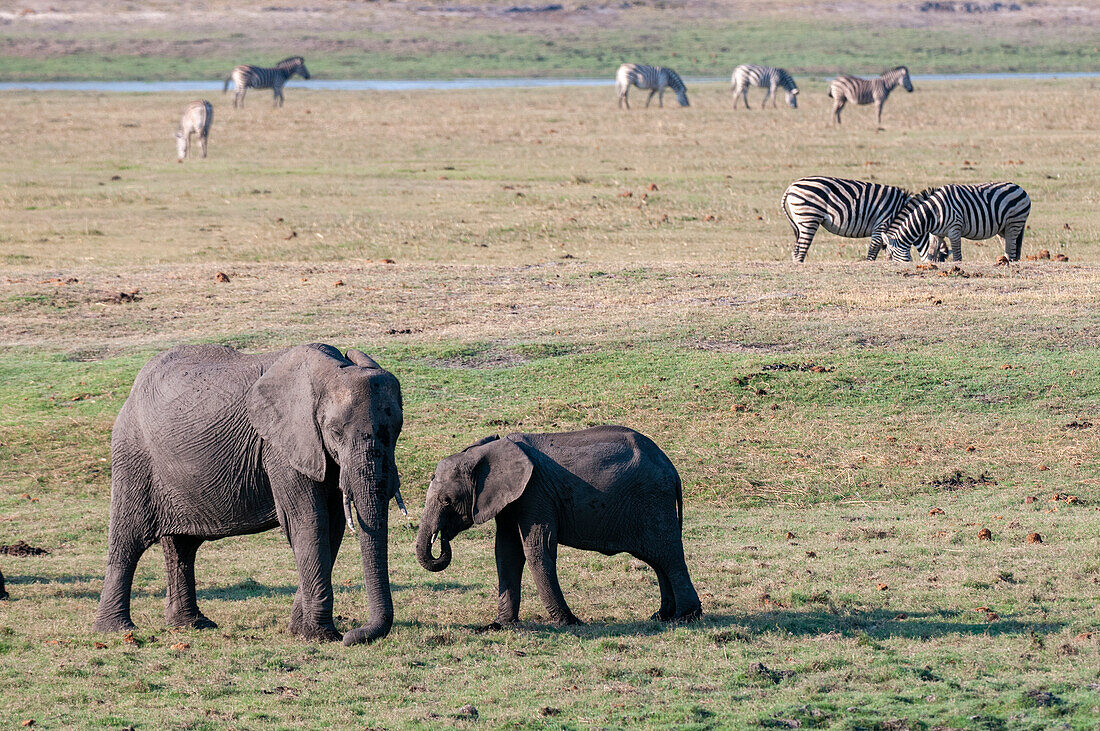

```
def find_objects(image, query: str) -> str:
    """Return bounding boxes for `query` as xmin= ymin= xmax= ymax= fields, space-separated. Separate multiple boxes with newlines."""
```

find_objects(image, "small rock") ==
xmin=537 ymin=707 xmax=561 ymax=717
xmin=618 ymin=191 xmax=633 ymax=198
xmin=703 ymin=214 xmax=716 ymax=221
xmin=1026 ymin=532 xmax=1042 ymax=544
xmin=928 ymin=507 xmax=945 ymax=516
xmin=977 ymin=528 xmax=992 ymax=541
xmin=1025 ymin=496 xmax=1036 ymax=504
xmin=876 ymin=583 xmax=888 ymax=591
xmin=214 ymin=272 xmax=230 ymax=283
xmin=457 ymin=704 xmax=478 ymax=719
xmin=995 ymin=255 xmax=1009 ymax=266
xmin=1054 ymin=253 xmax=1069 ymax=262
xmin=785 ymin=531 xmax=796 ymax=540
xmin=647 ymin=183 xmax=659 ymax=191
xmin=333 ymin=280 xmax=345 ymax=287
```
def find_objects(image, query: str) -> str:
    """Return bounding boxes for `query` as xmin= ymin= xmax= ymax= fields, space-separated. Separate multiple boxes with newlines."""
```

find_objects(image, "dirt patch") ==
xmin=761 ymin=362 xmax=834 ymax=373
xmin=0 ymin=541 xmax=49 ymax=556
xmin=928 ymin=470 xmax=997 ymax=490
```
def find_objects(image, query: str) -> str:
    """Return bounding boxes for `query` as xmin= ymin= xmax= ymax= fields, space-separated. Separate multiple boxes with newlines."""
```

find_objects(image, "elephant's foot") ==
xmin=93 ymin=615 xmax=137 ymax=633
xmin=551 ymin=613 xmax=583 ymax=628
xmin=666 ymin=606 xmax=704 ymax=624
xmin=289 ymin=620 xmax=342 ymax=643
xmin=0 ymin=589 xmax=8 ymax=601
xmin=166 ymin=611 xmax=218 ymax=630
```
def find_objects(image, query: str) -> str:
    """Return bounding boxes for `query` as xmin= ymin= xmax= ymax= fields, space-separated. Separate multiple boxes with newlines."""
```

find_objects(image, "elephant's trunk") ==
xmin=340 ymin=445 xmax=395 ymax=646
xmin=416 ymin=500 xmax=451 ymax=572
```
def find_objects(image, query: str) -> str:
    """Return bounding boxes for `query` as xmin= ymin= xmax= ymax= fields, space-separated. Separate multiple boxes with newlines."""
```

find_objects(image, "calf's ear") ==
xmin=471 ymin=439 xmax=534 ymax=524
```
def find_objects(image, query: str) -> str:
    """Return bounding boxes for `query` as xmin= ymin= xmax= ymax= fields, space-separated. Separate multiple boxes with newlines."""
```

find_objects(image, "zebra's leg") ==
xmin=875 ymin=100 xmax=884 ymax=126
xmin=867 ymin=231 xmax=885 ymax=261
xmin=950 ymin=234 xmax=962 ymax=262
xmin=732 ymin=87 xmax=741 ymax=109
xmin=792 ymin=221 xmax=820 ymax=263
xmin=199 ymin=133 xmax=207 ymax=159
xmin=760 ymin=85 xmax=771 ymax=109
xmin=235 ymin=89 xmax=245 ymax=108
xmin=832 ymin=98 xmax=845 ymax=124
xmin=1006 ymin=225 xmax=1025 ymax=261
xmin=645 ymin=89 xmax=657 ymax=108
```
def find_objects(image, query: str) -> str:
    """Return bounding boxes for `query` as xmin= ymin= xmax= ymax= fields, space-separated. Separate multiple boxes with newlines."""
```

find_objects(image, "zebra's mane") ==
xmin=665 ymin=68 xmax=686 ymax=92
xmin=886 ymin=65 xmax=909 ymax=75
xmin=276 ymin=56 xmax=305 ymax=69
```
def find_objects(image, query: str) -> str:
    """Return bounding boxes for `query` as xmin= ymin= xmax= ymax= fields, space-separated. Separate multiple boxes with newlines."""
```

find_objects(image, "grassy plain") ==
xmin=1 ymin=0 xmax=1099 ymax=80
xmin=1 ymin=80 xmax=1099 ymax=728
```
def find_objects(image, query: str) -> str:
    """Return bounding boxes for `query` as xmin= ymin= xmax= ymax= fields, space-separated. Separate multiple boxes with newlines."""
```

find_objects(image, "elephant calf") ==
xmin=417 ymin=426 xmax=702 ymax=627
xmin=94 ymin=343 xmax=404 ymax=646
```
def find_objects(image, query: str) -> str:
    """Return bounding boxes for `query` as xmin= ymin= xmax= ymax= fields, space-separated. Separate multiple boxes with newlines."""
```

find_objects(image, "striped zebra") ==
xmin=175 ymin=100 xmax=213 ymax=161
xmin=616 ymin=64 xmax=689 ymax=109
xmin=731 ymin=64 xmax=799 ymax=109
xmin=223 ymin=56 xmax=310 ymax=108
xmin=883 ymin=182 xmax=1031 ymax=262
xmin=782 ymin=176 xmax=920 ymax=262
xmin=828 ymin=66 xmax=912 ymax=125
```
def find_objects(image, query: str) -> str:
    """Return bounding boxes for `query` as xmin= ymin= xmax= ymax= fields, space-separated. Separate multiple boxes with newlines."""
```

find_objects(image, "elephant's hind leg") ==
xmin=162 ymin=535 xmax=216 ymax=629
xmin=94 ymin=525 xmax=154 ymax=632
xmin=635 ymin=553 xmax=676 ymax=621
xmin=660 ymin=551 xmax=702 ymax=622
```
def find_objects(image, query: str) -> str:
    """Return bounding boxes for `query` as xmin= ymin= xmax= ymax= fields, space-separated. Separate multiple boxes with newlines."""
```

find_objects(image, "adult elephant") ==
xmin=93 ymin=343 xmax=404 ymax=646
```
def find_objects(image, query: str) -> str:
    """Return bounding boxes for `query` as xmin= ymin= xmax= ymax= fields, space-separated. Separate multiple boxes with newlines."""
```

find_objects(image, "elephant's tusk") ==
xmin=430 ymin=530 xmax=439 ymax=547
xmin=343 ymin=490 xmax=356 ymax=531
xmin=393 ymin=485 xmax=408 ymax=516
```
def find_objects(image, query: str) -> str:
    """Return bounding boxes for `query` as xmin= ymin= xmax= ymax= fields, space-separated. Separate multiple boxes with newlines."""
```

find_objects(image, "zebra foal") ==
xmin=731 ymin=64 xmax=799 ymax=109
xmin=616 ymin=64 xmax=690 ymax=109
xmin=176 ymin=100 xmax=212 ymax=161
xmin=782 ymin=176 xmax=917 ymax=263
xmin=828 ymin=66 xmax=912 ymax=125
xmin=223 ymin=56 xmax=310 ymax=108
xmin=884 ymin=182 xmax=1031 ymax=263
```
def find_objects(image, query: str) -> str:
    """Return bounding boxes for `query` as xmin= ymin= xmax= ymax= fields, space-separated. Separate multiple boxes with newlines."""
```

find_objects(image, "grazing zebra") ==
xmin=883 ymin=182 xmax=1031 ymax=262
xmin=223 ymin=56 xmax=310 ymax=108
xmin=782 ymin=176 xmax=922 ymax=262
xmin=616 ymin=63 xmax=689 ymax=109
xmin=731 ymin=64 xmax=799 ymax=109
xmin=828 ymin=66 xmax=913 ymax=125
xmin=175 ymin=100 xmax=213 ymax=161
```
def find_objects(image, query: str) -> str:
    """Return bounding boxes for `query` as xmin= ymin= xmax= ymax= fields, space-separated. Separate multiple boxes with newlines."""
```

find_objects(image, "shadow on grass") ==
xmin=510 ymin=607 xmax=1064 ymax=641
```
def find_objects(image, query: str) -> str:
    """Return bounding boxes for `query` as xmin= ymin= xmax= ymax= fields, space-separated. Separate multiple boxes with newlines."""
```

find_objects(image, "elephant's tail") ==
xmin=674 ymin=472 xmax=683 ymax=532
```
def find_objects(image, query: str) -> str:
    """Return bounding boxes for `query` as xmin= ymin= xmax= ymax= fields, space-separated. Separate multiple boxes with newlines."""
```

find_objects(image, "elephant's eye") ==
xmin=440 ymin=495 xmax=451 ymax=506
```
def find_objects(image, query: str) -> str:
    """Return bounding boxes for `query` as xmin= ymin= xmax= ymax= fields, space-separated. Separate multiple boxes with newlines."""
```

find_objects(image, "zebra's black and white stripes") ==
xmin=731 ymin=64 xmax=799 ymax=109
xmin=782 ymin=177 xmax=917 ymax=262
xmin=828 ymin=66 xmax=912 ymax=124
xmin=884 ymin=182 xmax=1031 ymax=262
xmin=615 ymin=64 xmax=690 ymax=109
xmin=223 ymin=56 xmax=311 ymax=108
xmin=175 ymin=100 xmax=213 ymax=161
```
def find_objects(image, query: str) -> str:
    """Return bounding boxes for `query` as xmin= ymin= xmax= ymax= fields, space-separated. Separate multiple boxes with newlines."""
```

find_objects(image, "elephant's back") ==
xmin=512 ymin=425 xmax=678 ymax=493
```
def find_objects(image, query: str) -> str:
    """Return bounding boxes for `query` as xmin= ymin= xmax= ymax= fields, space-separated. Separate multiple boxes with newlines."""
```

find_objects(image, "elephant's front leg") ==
xmin=520 ymin=522 xmax=581 ymax=627
xmin=489 ymin=519 xmax=526 ymax=629
xmin=271 ymin=471 xmax=342 ymax=642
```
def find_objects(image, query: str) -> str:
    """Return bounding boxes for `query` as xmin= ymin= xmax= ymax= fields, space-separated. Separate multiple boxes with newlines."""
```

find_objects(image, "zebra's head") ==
xmin=897 ymin=66 xmax=913 ymax=92
xmin=885 ymin=187 xmax=937 ymax=262
xmin=175 ymin=129 xmax=187 ymax=161
xmin=786 ymin=88 xmax=799 ymax=109
xmin=675 ymin=88 xmax=690 ymax=107
xmin=278 ymin=56 xmax=310 ymax=80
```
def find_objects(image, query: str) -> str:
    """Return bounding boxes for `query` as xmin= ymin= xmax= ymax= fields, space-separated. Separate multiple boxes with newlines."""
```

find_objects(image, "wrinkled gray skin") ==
xmin=93 ymin=343 xmax=404 ymax=646
xmin=417 ymin=426 xmax=702 ymax=628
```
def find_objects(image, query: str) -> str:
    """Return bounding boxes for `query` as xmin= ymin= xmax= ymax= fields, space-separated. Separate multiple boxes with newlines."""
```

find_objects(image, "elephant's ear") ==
xmin=246 ymin=347 xmax=332 ymax=482
xmin=471 ymin=439 xmax=533 ymax=525
xmin=345 ymin=349 xmax=380 ymax=369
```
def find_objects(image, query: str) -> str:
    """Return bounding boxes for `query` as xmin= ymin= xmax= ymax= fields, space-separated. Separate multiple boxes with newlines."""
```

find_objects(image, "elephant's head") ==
xmin=246 ymin=344 xmax=403 ymax=646
xmin=416 ymin=436 xmax=533 ymax=572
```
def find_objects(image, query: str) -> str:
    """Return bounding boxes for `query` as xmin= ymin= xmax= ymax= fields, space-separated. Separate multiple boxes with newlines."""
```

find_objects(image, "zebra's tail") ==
xmin=781 ymin=188 xmax=801 ymax=240
xmin=223 ymin=75 xmax=232 ymax=94
xmin=827 ymin=86 xmax=833 ymax=98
